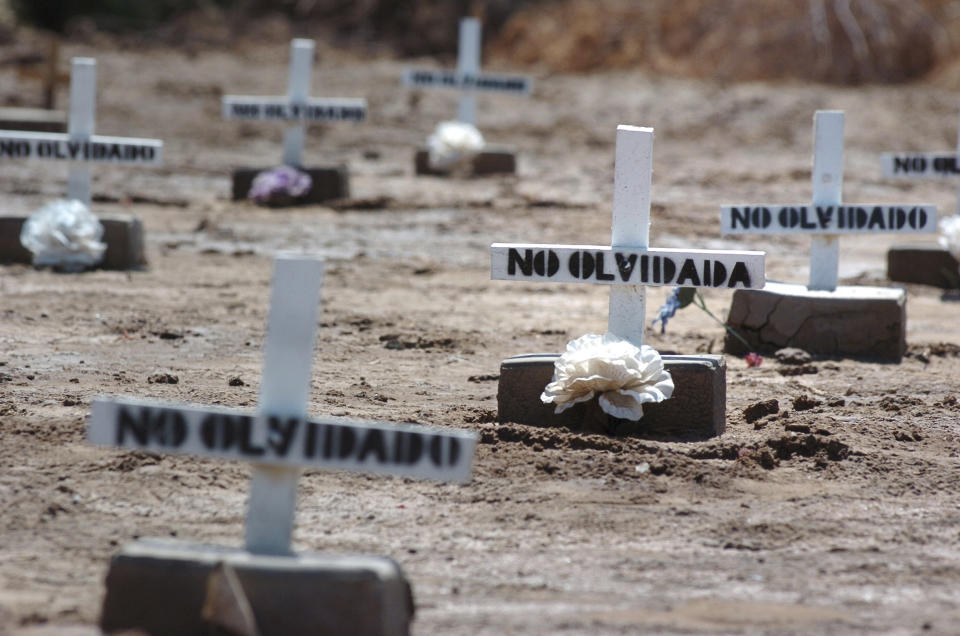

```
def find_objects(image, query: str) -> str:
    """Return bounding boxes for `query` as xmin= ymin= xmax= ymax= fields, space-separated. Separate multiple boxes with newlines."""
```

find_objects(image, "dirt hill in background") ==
xmin=3 ymin=0 xmax=960 ymax=85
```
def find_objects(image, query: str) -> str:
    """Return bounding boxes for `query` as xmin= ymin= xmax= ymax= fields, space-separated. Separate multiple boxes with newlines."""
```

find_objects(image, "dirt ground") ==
xmin=3 ymin=36 xmax=960 ymax=635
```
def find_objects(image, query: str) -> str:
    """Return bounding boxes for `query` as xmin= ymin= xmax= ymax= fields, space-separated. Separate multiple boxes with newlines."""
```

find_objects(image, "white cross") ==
xmin=491 ymin=125 xmax=766 ymax=347
xmin=0 ymin=57 xmax=163 ymax=206
xmin=403 ymin=18 xmax=532 ymax=128
xmin=222 ymin=39 xmax=367 ymax=168
xmin=89 ymin=256 xmax=477 ymax=556
xmin=722 ymin=110 xmax=938 ymax=292
xmin=881 ymin=108 xmax=960 ymax=215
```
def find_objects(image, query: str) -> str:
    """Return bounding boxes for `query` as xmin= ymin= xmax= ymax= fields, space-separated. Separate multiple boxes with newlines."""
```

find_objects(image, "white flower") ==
xmin=541 ymin=333 xmax=674 ymax=421
xmin=938 ymin=214 xmax=960 ymax=262
xmin=426 ymin=120 xmax=485 ymax=171
xmin=20 ymin=198 xmax=106 ymax=271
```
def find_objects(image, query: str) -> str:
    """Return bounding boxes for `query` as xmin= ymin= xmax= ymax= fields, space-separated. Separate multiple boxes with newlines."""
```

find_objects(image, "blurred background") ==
xmin=2 ymin=0 xmax=960 ymax=91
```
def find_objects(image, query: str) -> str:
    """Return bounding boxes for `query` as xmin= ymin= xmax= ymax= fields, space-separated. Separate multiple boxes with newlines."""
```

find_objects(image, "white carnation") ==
xmin=541 ymin=333 xmax=674 ymax=421
xmin=938 ymin=214 xmax=960 ymax=262
xmin=426 ymin=120 xmax=485 ymax=171
xmin=20 ymin=198 xmax=106 ymax=271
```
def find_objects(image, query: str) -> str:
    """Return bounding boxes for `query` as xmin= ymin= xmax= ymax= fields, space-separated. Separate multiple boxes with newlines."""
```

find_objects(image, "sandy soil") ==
xmin=2 ymin=38 xmax=960 ymax=635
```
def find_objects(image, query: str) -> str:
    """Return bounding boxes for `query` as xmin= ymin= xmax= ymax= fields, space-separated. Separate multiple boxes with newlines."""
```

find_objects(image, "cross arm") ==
xmin=89 ymin=397 xmax=478 ymax=484
xmin=491 ymin=243 xmax=765 ymax=289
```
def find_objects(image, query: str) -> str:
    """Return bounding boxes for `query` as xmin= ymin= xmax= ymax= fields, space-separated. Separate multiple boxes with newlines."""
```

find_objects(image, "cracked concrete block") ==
xmin=0 ymin=215 xmax=146 ymax=270
xmin=887 ymin=243 xmax=960 ymax=289
xmin=232 ymin=166 xmax=349 ymax=204
xmin=725 ymin=281 xmax=906 ymax=362
xmin=100 ymin=539 xmax=414 ymax=636
xmin=414 ymin=146 xmax=516 ymax=176
xmin=497 ymin=353 xmax=726 ymax=441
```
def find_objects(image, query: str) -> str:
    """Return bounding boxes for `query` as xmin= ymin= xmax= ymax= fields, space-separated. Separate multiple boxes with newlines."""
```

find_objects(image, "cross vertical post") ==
xmin=456 ymin=17 xmax=481 ymax=126
xmin=282 ymin=39 xmax=315 ymax=168
xmin=608 ymin=125 xmax=653 ymax=346
xmin=809 ymin=110 xmax=844 ymax=291
xmin=66 ymin=58 xmax=96 ymax=206
xmin=244 ymin=256 xmax=324 ymax=555
xmin=954 ymin=108 xmax=960 ymax=215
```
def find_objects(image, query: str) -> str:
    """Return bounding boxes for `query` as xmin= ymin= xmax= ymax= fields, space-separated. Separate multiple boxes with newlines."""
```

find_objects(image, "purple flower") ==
xmin=248 ymin=166 xmax=312 ymax=204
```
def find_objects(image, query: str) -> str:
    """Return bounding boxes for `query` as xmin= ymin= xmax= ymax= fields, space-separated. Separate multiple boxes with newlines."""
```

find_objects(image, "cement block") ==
xmin=232 ymin=166 xmax=350 ymax=204
xmin=414 ymin=146 xmax=516 ymax=176
xmin=497 ymin=354 xmax=726 ymax=441
xmin=0 ymin=215 xmax=145 ymax=270
xmin=725 ymin=281 xmax=906 ymax=362
xmin=100 ymin=539 xmax=414 ymax=636
xmin=887 ymin=243 xmax=960 ymax=289
xmin=0 ymin=107 xmax=66 ymax=132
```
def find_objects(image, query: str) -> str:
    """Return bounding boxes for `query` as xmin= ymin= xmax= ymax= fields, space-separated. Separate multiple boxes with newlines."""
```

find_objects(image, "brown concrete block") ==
xmin=887 ymin=243 xmax=960 ymax=289
xmin=414 ymin=146 xmax=516 ymax=176
xmin=100 ymin=539 xmax=414 ymax=636
xmin=0 ymin=107 xmax=66 ymax=132
xmin=725 ymin=281 xmax=906 ymax=362
xmin=497 ymin=354 xmax=725 ymax=441
xmin=231 ymin=166 xmax=349 ymax=204
xmin=0 ymin=215 xmax=145 ymax=270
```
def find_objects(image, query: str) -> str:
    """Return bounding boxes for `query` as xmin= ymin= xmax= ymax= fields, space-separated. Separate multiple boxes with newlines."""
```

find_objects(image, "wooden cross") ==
xmin=0 ymin=57 xmax=163 ymax=206
xmin=722 ymin=110 xmax=938 ymax=291
xmin=881 ymin=108 xmax=960 ymax=215
xmin=222 ymin=39 xmax=367 ymax=168
xmin=89 ymin=256 xmax=477 ymax=556
xmin=403 ymin=18 xmax=532 ymax=127
xmin=491 ymin=125 xmax=766 ymax=347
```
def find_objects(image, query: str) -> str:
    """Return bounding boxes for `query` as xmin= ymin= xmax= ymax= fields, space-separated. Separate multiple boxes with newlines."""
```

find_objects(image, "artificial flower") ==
xmin=426 ymin=120 xmax=485 ymax=171
xmin=20 ymin=198 xmax=105 ymax=271
xmin=248 ymin=165 xmax=312 ymax=205
xmin=541 ymin=333 xmax=674 ymax=421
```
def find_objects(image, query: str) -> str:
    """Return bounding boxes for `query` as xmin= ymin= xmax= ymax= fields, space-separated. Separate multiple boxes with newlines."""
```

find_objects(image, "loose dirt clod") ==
xmin=743 ymin=399 xmax=779 ymax=423
xmin=147 ymin=373 xmax=179 ymax=384
xmin=775 ymin=347 xmax=812 ymax=365
xmin=792 ymin=394 xmax=822 ymax=411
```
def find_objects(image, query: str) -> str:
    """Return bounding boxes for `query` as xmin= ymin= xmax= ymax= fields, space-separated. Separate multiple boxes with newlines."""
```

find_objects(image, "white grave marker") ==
xmin=881 ymin=109 xmax=960 ymax=215
xmin=491 ymin=125 xmax=765 ymax=346
xmin=403 ymin=17 xmax=532 ymax=127
xmin=89 ymin=256 xmax=477 ymax=556
xmin=222 ymin=39 xmax=367 ymax=167
xmin=0 ymin=58 xmax=163 ymax=206
xmin=721 ymin=111 xmax=938 ymax=291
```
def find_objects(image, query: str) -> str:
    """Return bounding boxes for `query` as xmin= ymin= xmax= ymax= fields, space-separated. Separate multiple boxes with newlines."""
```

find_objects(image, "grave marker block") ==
xmin=881 ymin=109 xmax=960 ymax=288
xmin=222 ymin=39 xmax=366 ymax=205
xmin=92 ymin=255 xmax=476 ymax=635
xmin=721 ymin=111 xmax=933 ymax=360
xmin=0 ymin=58 xmax=162 ymax=270
xmin=405 ymin=18 xmax=533 ymax=176
xmin=491 ymin=126 xmax=765 ymax=439
xmin=0 ymin=215 xmax=144 ymax=270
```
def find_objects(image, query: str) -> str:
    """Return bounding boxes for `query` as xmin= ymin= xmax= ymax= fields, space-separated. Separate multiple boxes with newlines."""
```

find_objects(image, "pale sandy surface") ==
xmin=2 ymin=40 xmax=960 ymax=635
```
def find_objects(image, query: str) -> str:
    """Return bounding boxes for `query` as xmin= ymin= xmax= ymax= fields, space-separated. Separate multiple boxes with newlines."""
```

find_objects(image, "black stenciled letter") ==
xmin=615 ymin=253 xmax=637 ymax=281
xmin=507 ymin=248 xmax=533 ymax=276
xmin=727 ymin=262 xmax=752 ymax=288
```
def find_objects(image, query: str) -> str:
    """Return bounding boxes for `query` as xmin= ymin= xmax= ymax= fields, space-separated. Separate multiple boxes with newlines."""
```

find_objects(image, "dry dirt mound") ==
xmin=490 ymin=0 xmax=956 ymax=84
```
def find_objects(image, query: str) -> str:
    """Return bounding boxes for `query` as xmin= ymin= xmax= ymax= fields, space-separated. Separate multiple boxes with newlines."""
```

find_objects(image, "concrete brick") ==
xmin=725 ymin=281 xmax=906 ymax=362
xmin=100 ymin=539 xmax=414 ymax=636
xmin=232 ymin=166 xmax=349 ymax=204
xmin=497 ymin=354 xmax=725 ymax=441
xmin=414 ymin=147 xmax=516 ymax=176
xmin=0 ymin=215 xmax=145 ymax=270
xmin=0 ymin=107 xmax=66 ymax=132
xmin=887 ymin=243 xmax=960 ymax=289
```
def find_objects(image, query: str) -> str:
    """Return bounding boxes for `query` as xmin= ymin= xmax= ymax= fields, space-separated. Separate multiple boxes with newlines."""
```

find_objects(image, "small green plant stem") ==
xmin=693 ymin=291 xmax=753 ymax=352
